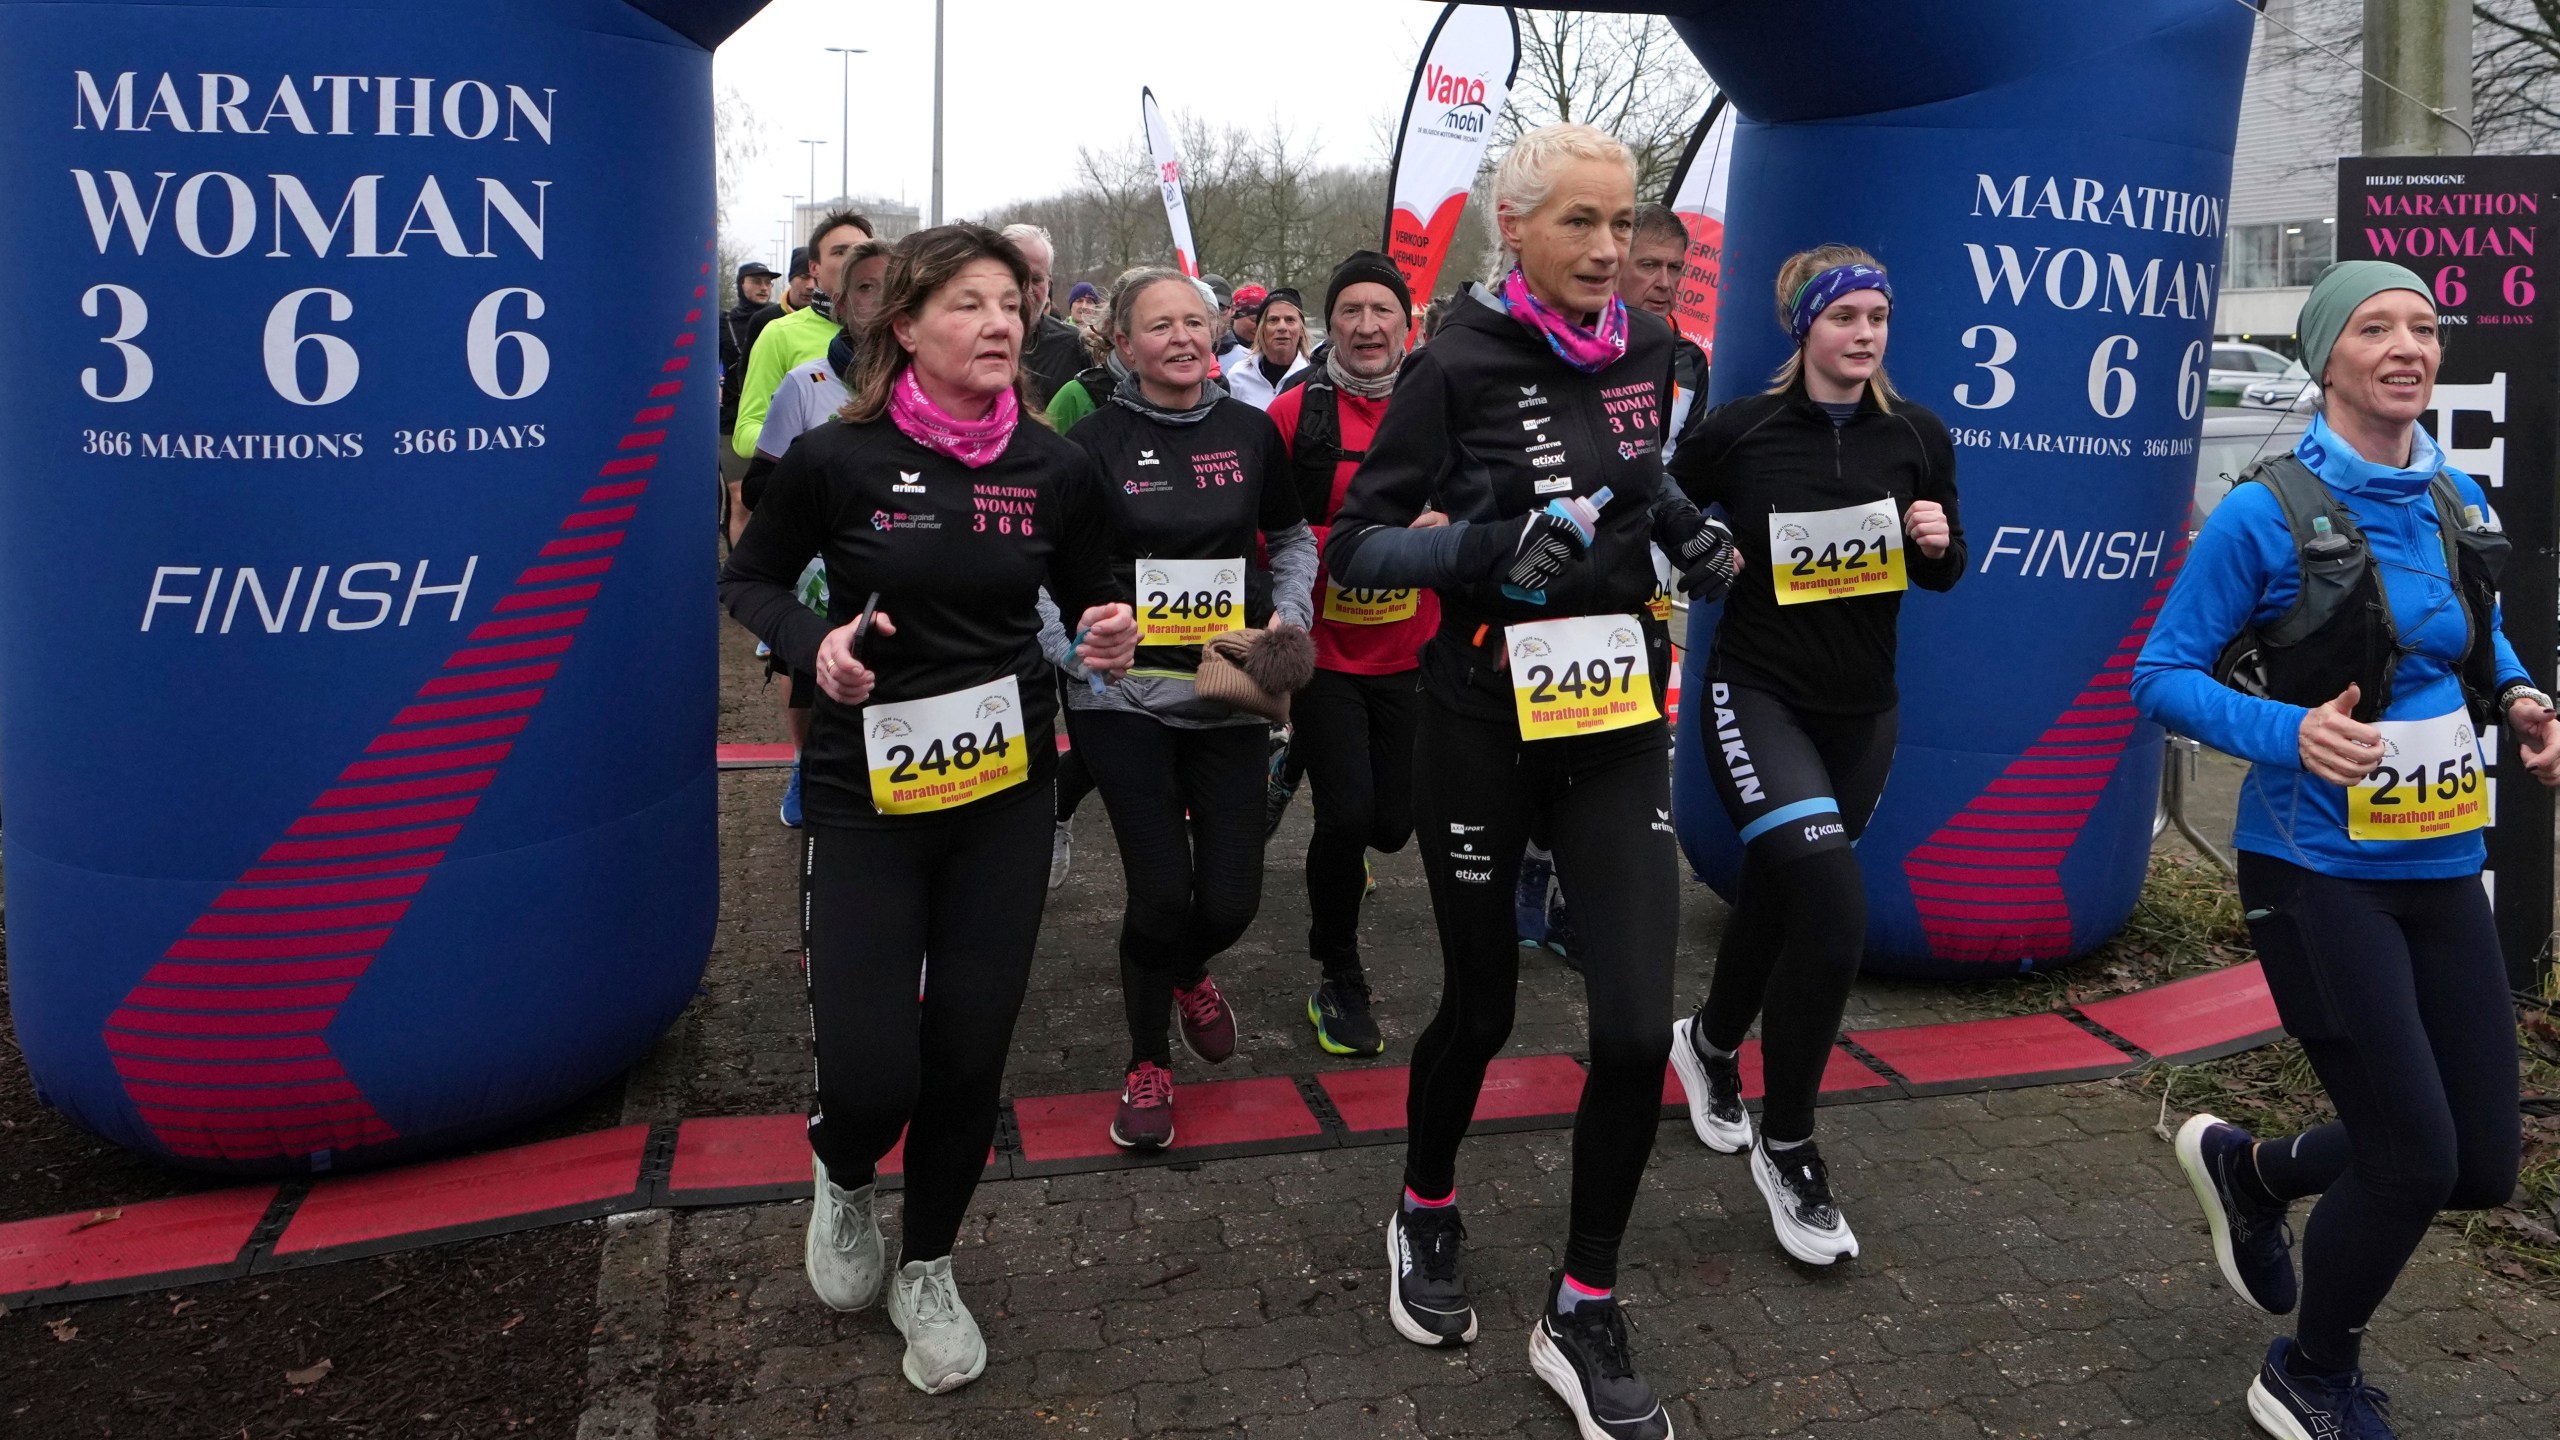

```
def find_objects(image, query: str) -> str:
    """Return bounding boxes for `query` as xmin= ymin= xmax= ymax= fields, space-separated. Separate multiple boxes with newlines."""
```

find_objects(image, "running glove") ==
xmin=1654 ymin=504 xmax=1741 ymax=601
xmin=1497 ymin=509 xmax=1591 ymax=594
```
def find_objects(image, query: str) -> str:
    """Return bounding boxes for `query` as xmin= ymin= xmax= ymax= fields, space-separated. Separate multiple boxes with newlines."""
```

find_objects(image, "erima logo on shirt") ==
xmin=1652 ymin=807 xmax=1676 ymax=836
xmin=1519 ymin=384 xmax=1539 ymax=396
xmin=893 ymin=471 xmax=927 ymax=494
xmin=1138 ymin=449 xmax=1161 ymax=466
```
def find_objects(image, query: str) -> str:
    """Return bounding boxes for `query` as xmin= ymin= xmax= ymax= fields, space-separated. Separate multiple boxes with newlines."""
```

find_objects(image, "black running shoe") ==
xmin=2249 ymin=1337 xmax=2397 ymax=1439
xmin=1385 ymin=1205 xmax=1476 ymax=1347
xmin=1528 ymin=1276 xmax=1674 ymax=1440
xmin=1750 ymin=1139 xmax=1859 ymax=1264
xmin=1668 ymin=1014 xmax=1753 ymax=1153
xmin=2176 ymin=1113 xmax=2298 ymax=1315
xmin=1308 ymin=975 xmax=1385 ymax=1057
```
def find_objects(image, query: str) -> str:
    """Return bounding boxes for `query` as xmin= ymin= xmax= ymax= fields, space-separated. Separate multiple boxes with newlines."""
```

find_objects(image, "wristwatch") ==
xmin=2497 ymin=682 xmax=2553 ymax=716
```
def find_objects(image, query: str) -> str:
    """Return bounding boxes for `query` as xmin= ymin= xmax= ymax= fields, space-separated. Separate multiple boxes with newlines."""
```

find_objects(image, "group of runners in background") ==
xmin=714 ymin=118 xmax=2559 ymax=1440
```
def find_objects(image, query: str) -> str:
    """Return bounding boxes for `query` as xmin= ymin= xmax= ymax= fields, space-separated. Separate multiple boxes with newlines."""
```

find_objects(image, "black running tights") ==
xmin=1071 ymin=708 xmax=1270 ymax=1067
xmin=1699 ymin=680 xmax=1897 ymax=1143
xmin=2236 ymin=851 xmax=2521 ymax=1374
xmin=802 ymin=786 xmax=1049 ymax=1262
xmin=1294 ymin=668 xmax=1420 ymax=978
xmin=1403 ymin=693 xmax=1677 ymax=1290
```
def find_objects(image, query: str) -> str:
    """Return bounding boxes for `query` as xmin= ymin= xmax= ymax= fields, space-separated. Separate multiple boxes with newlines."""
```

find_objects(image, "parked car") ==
xmin=2241 ymin=357 xmax=2320 ymax=412
xmin=2209 ymin=341 xmax=2294 ymax=405
xmin=2190 ymin=406 xmax=2310 ymax=527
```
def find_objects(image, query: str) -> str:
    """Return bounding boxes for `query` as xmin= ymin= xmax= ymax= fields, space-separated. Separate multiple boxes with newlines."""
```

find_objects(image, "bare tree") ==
xmin=2473 ymin=0 xmax=2560 ymax=149
xmin=1499 ymin=9 xmax=1713 ymax=199
xmin=2254 ymin=0 xmax=2560 ymax=173
xmin=714 ymin=84 xmax=766 ymax=237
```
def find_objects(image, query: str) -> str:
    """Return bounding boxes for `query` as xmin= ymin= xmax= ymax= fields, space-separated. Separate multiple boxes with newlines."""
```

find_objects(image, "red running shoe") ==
xmin=1110 ymin=1061 xmax=1175 ymax=1150
xmin=1173 ymin=974 xmax=1237 ymax=1063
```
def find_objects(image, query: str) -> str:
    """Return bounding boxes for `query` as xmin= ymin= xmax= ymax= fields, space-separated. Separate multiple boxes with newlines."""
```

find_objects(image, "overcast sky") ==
xmin=713 ymin=0 xmax=1442 ymax=265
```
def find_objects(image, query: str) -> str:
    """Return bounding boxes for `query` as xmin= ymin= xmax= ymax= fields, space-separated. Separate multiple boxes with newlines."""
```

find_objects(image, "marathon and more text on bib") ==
xmin=1137 ymin=557 xmax=1245 ymax=646
xmin=1508 ymin=614 xmax=1658 ymax=741
xmin=1321 ymin=581 xmax=1419 ymax=626
xmin=1769 ymin=498 xmax=1906 ymax=606
xmin=2348 ymin=709 xmax=2488 ymax=842
xmin=862 ymin=676 xmax=1029 ymax=816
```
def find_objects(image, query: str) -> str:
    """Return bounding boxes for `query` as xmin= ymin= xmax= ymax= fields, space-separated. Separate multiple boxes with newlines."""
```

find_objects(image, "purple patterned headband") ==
xmin=1787 ymin=262 xmax=1893 ymax=343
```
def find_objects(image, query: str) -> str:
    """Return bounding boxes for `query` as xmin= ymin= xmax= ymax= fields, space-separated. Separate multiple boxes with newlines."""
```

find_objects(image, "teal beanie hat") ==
xmin=2297 ymin=260 xmax=2433 ymax=385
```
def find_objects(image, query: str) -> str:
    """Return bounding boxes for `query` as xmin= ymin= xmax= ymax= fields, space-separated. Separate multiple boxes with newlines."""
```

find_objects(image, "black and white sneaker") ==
xmin=1385 ymin=1206 xmax=1477 ymax=1346
xmin=1668 ymin=1014 xmax=1753 ymax=1153
xmin=1750 ymin=1138 xmax=1859 ymax=1264
xmin=1528 ymin=1277 xmax=1675 ymax=1440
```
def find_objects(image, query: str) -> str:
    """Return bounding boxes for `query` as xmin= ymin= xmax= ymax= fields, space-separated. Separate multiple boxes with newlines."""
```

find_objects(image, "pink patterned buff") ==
xmin=888 ymin=367 xmax=1021 ymax=468
xmin=1499 ymin=268 xmax=1629 ymax=374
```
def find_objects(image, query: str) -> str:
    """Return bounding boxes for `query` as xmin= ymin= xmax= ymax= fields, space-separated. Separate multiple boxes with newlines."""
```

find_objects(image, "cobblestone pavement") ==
xmin=664 ymin=620 xmax=2555 ymax=1439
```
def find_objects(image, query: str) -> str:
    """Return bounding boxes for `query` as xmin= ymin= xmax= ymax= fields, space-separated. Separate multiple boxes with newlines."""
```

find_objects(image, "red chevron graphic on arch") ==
xmin=1901 ymin=540 xmax=2187 ymax=969
xmin=104 ymin=261 xmax=715 ymax=1165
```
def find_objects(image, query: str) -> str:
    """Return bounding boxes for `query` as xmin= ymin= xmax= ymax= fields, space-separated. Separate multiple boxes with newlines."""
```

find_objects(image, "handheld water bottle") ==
xmin=1502 ymin=487 xmax=1613 ymax=605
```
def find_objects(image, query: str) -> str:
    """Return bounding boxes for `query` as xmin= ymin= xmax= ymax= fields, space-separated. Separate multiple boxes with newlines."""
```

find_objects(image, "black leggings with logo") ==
xmin=802 ymin=783 xmax=1050 ymax=1262
xmin=1403 ymin=692 xmax=1678 ymax=1291
xmin=1697 ymin=678 xmax=1897 ymax=1144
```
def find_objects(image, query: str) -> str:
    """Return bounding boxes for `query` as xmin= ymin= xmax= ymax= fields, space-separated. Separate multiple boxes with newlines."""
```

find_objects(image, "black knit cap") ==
xmin=1325 ymin=250 xmax=1411 ymax=319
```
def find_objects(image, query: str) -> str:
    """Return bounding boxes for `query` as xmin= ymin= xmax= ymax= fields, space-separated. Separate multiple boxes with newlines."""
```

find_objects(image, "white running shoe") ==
xmin=1669 ymin=1015 xmax=1754 ymax=1153
xmin=1048 ymin=820 xmax=1074 ymax=890
xmin=887 ymin=1254 xmax=988 ymax=1394
xmin=1750 ymin=1139 xmax=1860 ymax=1265
xmin=803 ymin=1157 xmax=883 ymax=1311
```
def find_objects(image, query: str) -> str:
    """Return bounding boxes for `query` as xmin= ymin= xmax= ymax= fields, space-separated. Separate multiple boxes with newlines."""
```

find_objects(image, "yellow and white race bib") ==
xmin=1136 ymin=558 xmax=1245 ymax=646
xmin=1769 ymin=498 xmax=1906 ymax=606
xmin=862 ymin=676 xmax=1029 ymax=815
xmin=2348 ymin=709 xmax=2488 ymax=841
xmin=1321 ymin=581 xmax=1419 ymax=626
xmin=1507 ymin=614 xmax=1658 ymax=741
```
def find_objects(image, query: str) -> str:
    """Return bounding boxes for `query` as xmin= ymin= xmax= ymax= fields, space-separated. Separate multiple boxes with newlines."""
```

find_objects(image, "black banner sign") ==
xmin=2339 ymin=155 xmax=2560 ymax=983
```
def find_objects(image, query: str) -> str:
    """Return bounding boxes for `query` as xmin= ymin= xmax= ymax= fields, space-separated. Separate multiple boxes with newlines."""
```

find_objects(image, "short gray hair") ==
xmin=999 ymin=222 xmax=1055 ymax=264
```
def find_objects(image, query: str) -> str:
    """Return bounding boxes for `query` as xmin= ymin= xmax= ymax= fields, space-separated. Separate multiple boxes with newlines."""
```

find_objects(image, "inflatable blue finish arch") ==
xmin=1665 ymin=0 xmax=2257 ymax=977
xmin=0 ymin=0 xmax=764 ymax=1172
xmin=0 ymin=0 xmax=2255 ymax=1177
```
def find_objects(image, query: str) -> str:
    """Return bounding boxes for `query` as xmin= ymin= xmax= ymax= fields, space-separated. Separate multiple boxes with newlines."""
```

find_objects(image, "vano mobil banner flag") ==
xmin=1140 ymin=87 xmax=1198 ymax=278
xmin=1384 ymin=4 xmax=1518 ymax=329
xmin=1662 ymin=96 xmax=1735 ymax=361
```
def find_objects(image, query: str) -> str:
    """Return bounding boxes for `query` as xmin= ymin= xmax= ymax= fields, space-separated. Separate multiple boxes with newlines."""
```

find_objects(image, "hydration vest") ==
xmin=2211 ymin=453 xmax=2510 ymax=725
xmin=1284 ymin=376 xmax=1364 ymax=526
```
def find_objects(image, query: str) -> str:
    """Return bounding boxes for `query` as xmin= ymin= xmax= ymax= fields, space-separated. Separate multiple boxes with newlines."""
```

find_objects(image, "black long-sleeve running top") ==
xmin=1066 ymin=395 xmax=1312 ymax=673
xmin=1670 ymin=382 xmax=1966 ymax=716
xmin=1324 ymin=286 xmax=1707 ymax=719
xmin=719 ymin=413 xmax=1123 ymax=827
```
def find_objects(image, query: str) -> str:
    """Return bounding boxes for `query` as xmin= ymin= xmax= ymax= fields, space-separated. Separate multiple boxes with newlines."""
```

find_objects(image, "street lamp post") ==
xmin=800 ymin=139 xmax=825 ymax=208
xmin=824 ymin=46 xmax=866 ymax=201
